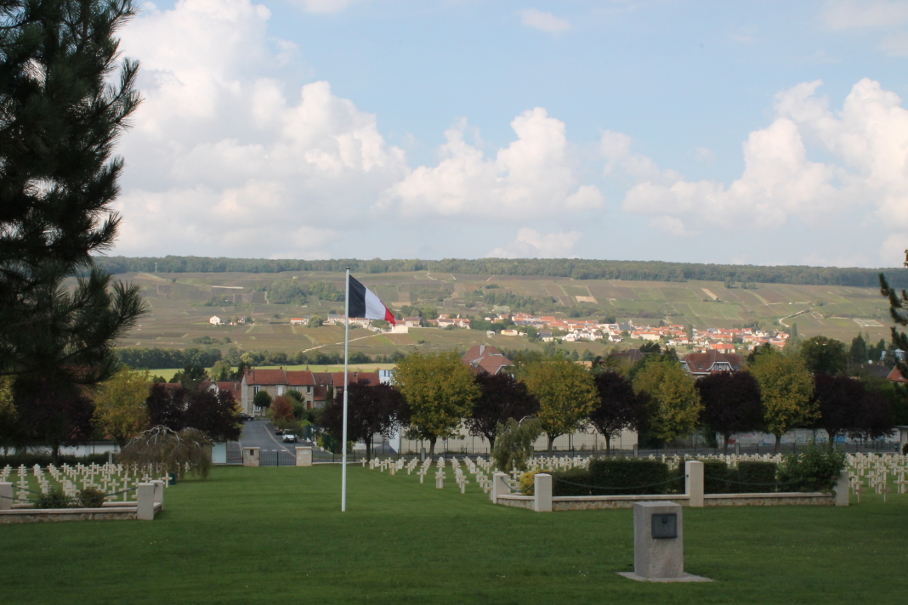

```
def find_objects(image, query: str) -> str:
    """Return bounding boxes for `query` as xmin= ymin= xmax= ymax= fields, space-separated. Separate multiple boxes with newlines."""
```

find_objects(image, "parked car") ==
xmin=275 ymin=427 xmax=283 ymax=435
xmin=238 ymin=413 xmax=253 ymax=422
xmin=282 ymin=434 xmax=297 ymax=443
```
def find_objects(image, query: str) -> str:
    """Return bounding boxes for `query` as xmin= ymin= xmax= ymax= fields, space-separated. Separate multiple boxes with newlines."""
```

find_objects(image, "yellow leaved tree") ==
xmin=93 ymin=367 xmax=151 ymax=448
xmin=393 ymin=351 xmax=480 ymax=456
xmin=521 ymin=359 xmax=598 ymax=455
xmin=632 ymin=358 xmax=702 ymax=447
xmin=748 ymin=348 xmax=816 ymax=453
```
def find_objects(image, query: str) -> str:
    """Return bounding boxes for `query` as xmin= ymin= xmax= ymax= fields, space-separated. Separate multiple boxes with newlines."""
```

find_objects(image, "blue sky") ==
xmin=110 ymin=0 xmax=908 ymax=267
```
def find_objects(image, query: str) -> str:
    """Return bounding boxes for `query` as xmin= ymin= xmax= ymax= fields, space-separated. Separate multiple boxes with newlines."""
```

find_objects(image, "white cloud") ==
xmin=821 ymin=0 xmax=908 ymax=30
xmin=880 ymin=233 xmax=908 ymax=265
xmin=695 ymin=147 xmax=715 ymax=165
xmin=378 ymin=108 xmax=604 ymax=220
xmin=821 ymin=1 xmax=908 ymax=55
xmin=610 ymin=78 xmax=908 ymax=264
xmin=487 ymin=228 xmax=582 ymax=258
xmin=519 ymin=8 xmax=571 ymax=34
xmin=293 ymin=0 xmax=361 ymax=13
xmin=114 ymin=0 xmax=407 ymax=258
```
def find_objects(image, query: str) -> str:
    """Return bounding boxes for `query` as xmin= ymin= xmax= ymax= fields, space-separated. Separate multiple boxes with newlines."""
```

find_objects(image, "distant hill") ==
xmin=110 ymin=268 xmax=897 ymax=365
xmin=93 ymin=256 xmax=908 ymax=289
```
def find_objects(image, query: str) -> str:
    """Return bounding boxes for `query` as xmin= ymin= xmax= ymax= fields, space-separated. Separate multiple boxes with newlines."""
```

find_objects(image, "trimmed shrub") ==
xmin=552 ymin=458 xmax=676 ymax=496
xmin=35 ymin=489 xmax=73 ymax=509
xmin=778 ymin=443 xmax=846 ymax=492
xmin=519 ymin=470 xmax=552 ymax=495
xmin=737 ymin=461 xmax=778 ymax=493
xmin=77 ymin=488 xmax=106 ymax=508
xmin=703 ymin=460 xmax=731 ymax=494
xmin=551 ymin=468 xmax=602 ymax=496
xmin=677 ymin=459 xmax=731 ymax=494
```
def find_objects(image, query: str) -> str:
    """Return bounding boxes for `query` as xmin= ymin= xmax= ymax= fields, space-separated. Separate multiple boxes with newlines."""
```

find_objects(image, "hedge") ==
xmin=736 ymin=461 xmax=778 ymax=493
xmin=552 ymin=458 xmax=679 ymax=496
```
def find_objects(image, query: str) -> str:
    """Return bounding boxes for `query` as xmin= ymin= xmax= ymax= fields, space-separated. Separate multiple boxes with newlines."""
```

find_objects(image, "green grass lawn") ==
xmin=4 ymin=465 xmax=908 ymax=604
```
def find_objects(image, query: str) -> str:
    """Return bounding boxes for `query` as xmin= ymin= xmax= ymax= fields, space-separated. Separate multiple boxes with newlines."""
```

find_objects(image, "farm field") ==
xmin=110 ymin=270 xmax=896 ymax=359
xmin=3 ymin=465 xmax=907 ymax=605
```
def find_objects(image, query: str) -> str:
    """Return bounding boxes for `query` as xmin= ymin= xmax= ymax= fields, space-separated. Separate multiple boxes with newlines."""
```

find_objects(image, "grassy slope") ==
xmin=114 ymin=270 xmax=895 ymax=360
xmin=4 ymin=466 xmax=908 ymax=605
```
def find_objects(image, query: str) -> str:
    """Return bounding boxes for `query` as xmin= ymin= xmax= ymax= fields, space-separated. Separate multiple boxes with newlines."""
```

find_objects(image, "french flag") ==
xmin=348 ymin=275 xmax=396 ymax=326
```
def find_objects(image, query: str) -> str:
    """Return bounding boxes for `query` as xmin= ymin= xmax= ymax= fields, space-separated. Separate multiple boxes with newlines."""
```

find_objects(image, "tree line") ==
xmin=309 ymin=340 xmax=908 ymax=464
xmin=93 ymin=255 xmax=908 ymax=288
xmin=0 ymin=368 xmax=242 ymax=458
xmin=114 ymin=347 xmax=407 ymax=371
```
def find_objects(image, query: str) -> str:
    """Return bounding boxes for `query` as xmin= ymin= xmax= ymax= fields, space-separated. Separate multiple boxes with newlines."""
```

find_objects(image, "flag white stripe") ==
xmin=364 ymin=288 xmax=387 ymax=321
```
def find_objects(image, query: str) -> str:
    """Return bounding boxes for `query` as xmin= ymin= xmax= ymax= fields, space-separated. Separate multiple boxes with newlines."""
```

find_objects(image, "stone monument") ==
xmin=618 ymin=501 xmax=711 ymax=583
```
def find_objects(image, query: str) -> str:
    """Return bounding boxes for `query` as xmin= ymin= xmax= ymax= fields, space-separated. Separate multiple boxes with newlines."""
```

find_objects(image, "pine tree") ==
xmin=0 ymin=0 xmax=145 ymax=389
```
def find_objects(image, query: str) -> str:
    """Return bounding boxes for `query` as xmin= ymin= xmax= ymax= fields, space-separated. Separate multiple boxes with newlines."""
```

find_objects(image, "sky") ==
xmin=107 ymin=0 xmax=908 ymax=268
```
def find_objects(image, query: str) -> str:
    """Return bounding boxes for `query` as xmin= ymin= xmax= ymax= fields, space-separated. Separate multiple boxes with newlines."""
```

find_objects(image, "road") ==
xmin=238 ymin=419 xmax=315 ymax=456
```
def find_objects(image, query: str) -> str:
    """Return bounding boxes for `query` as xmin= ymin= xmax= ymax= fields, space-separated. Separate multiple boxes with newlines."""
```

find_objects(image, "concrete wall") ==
xmin=399 ymin=426 xmax=638 ymax=455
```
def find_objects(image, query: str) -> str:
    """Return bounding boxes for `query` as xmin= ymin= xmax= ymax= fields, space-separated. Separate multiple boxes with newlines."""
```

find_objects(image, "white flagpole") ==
xmin=342 ymin=268 xmax=350 ymax=512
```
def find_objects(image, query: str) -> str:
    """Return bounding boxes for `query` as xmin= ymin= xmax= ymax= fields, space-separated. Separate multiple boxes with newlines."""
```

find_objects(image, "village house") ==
xmin=241 ymin=368 xmax=316 ymax=415
xmin=462 ymin=344 xmax=514 ymax=375
xmin=681 ymin=350 xmax=745 ymax=378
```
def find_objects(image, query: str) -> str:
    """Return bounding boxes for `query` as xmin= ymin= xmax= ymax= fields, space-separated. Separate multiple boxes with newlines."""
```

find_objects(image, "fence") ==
xmin=259 ymin=450 xmax=297 ymax=467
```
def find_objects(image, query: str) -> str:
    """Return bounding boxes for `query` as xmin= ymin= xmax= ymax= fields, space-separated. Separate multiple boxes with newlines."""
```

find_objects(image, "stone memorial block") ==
xmin=533 ymin=473 xmax=552 ymax=512
xmin=490 ymin=472 xmax=510 ymax=503
xmin=835 ymin=469 xmax=850 ymax=506
xmin=295 ymin=447 xmax=313 ymax=467
xmin=0 ymin=482 xmax=12 ymax=511
xmin=685 ymin=460 xmax=704 ymax=508
xmin=137 ymin=483 xmax=156 ymax=521
xmin=243 ymin=447 xmax=260 ymax=467
xmin=618 ymin=501 xmax=711 ymax=583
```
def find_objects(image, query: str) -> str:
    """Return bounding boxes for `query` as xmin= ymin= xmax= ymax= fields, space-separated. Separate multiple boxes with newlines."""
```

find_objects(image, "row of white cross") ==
xmin=1 ymin=463 xmax=171 ymax=505
xmin=847 ymin=453 xmax=908 ymax=501
xmin=362 ymin=451 xmax=908 ymax=501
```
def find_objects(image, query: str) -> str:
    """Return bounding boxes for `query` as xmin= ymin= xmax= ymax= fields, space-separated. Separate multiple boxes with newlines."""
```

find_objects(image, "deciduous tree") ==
xmin=145 ymin=383 xmax=241 ymax=442
xmin=632 ymin=359 xmax=702 ymax=447
xmin=16 ymin=383 xmax=95 ymax=459
xmin=521 ymin=359 xmax=598 ymax=455
xmin=696 ymin=371 xmax=763 ymax=454
xmin=799 ymin=336 xmax=848 ymax=375
xmin=269 ymin=395 xmax=296 ymax=428
xmin=749 ymin=348 xmax=817 ymax=453
xmin=93 ymin=367 xmax=150 ymax=448
xmin=849 ymin=333 xmax=869 ymax=366
xmin=465 ymin=372 xmax=538 ymax=451
xmin=589 ymin=371 xmax=647 ymax=454
xmin=320 ymin=382 xmax=403 ymax=460
xmin=253 ymin=390 xmax=272 ymax=410
xmin=393 ymin=351 xmax=479 ymax=456
xmin=183 ymin=388 xmax=242 ymax=442
xmin=813 ymin=374 xmax=892 ymax=449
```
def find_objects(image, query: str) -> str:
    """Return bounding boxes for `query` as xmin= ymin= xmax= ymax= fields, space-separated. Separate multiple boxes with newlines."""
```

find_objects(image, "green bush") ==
xmin=77 ymin=488 xmax=106 ymax=508
xmin=676 ymin=458 xmax=731 ymax=494
xmin=35 ymin=488 xmax=73 ymax=509
xmin=551 ymin=468 xmax=601 ymax=496
xmin=777 ymin=443 xmax=846 ymax=492
xmin=552 ymin=458 xmax=676 ymax=496
xmin=737 ymin=461 xmax=778 ymax=493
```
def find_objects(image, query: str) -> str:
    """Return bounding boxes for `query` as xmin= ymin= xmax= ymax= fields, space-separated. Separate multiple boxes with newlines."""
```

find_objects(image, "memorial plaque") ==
xmin=651 ymin=513 xmax=677 ymax=539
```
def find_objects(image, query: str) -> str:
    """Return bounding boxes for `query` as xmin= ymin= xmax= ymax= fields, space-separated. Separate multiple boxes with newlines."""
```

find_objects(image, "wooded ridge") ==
xmin=94 ymin=256 xmax=908 ymax=288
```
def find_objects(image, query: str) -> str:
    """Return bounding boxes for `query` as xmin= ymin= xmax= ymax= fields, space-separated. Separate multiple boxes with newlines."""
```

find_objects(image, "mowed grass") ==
xmin=3 ymin=466 xmax=908 ymax=605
